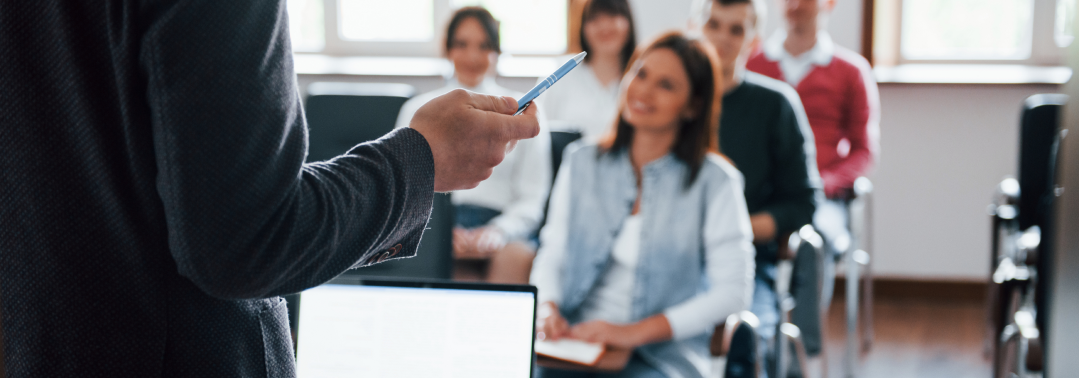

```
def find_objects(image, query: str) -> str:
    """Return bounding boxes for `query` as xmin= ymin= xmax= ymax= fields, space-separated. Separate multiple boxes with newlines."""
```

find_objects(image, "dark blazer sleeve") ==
xmin=761 ymin=95 xmax=818 ymax=235
xmin=140 ymin=0 xmax=434 ymax=300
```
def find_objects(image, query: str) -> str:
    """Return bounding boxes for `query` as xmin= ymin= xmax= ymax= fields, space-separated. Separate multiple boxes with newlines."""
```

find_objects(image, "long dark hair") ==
xmin=444 ymin=7 xmax=500 ymax=55
xmin=598 ymin=31 xmax=724 ymax=188
xmin=579 ymin=0 xmax=637 ymax=72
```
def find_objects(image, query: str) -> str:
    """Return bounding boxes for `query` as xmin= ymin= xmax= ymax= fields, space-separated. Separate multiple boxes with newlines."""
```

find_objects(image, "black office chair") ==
xmin=287 ymin=82 xmax=455 ymax=345
xmin=549 ymin=131 xmax=583 ymax=181
xmin=711 ymin=311 xmax=763 ymax=378
xmin=986 ymin=94 xmax=1067 ymax=378
xmin=538 ymin=130 xmax=583 ymax=232
xmin=775 ymin=225 xmax=824 ymax=378
xmin=303 ymin=82 xmax=415 ymax=162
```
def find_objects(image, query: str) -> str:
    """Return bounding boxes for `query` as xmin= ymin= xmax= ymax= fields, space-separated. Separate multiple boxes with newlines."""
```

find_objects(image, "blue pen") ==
xmin=515 ymin=51 xmax=587 ymax=115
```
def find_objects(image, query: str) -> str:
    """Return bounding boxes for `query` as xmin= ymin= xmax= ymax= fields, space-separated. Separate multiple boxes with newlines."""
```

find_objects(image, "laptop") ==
xmin=294 ymin=277 xmax=538 ymax=377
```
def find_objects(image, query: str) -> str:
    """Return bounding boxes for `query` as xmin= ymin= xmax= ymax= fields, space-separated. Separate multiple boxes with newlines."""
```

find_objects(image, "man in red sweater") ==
xmin=746 ymin=0 xmax=880 ymax=355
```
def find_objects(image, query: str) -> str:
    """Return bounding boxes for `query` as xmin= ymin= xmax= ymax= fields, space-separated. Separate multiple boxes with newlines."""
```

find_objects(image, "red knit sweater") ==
xmin=747 ymin=46 xmax=880 ymax=198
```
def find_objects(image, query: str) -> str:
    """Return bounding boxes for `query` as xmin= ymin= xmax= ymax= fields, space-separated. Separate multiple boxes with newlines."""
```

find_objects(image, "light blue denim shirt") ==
xmin=531 ymin=142 xmax=755 ymax=378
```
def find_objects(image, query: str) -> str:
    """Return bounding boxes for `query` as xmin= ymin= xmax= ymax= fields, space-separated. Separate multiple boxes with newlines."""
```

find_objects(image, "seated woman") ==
xmin=538 ymin=0 xmax=637 ymax=141
xmin=531 ymin=31 xmax=755 ymax=378
xmin=395 ymin=7 xmax=552 ymax=283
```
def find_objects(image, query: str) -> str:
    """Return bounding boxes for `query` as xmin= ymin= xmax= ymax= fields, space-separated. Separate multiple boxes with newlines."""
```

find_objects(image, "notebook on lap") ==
xmin=295 ymin=277 xmax=538 ymax=378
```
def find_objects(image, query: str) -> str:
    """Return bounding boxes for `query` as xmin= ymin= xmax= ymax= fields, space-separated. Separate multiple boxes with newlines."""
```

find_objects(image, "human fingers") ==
xmin=543 ymin=314 xmax=569 ymax=341
xmin=467 ymin=92 xmax=518 ymax=115
xmin=569 ymin=322 xmax=602 ymax=343
xmin=499 ymin=102 xmax=541 ymax=141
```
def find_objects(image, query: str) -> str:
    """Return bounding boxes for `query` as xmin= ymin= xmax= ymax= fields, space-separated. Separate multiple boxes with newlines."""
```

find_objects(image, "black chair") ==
xmin=711 ymin=311 xmax=763 ymax=378
xmin=303 ymin=82 xmax=415 ymax=162
xmin=538 ymin=130 xmax=583 ymax=232
xmin=287 ymin=82 xmax=455 ymax=344
xmin=549 ymin=131 xmax=583 ymax=181
xmin=987 ymin=94 xmax=1067 ymax=377
xmin=775 ymin=225 xmax=823 ymax=378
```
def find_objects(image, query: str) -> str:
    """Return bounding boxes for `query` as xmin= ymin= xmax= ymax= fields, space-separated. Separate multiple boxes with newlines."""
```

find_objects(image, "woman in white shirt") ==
xmin=395 ymin=7 xmax=551 ymax=284
xmin=538 ymin=0 xmax=637 ymax=141
xmin=532 ymin=31 xmax=754 ymax=378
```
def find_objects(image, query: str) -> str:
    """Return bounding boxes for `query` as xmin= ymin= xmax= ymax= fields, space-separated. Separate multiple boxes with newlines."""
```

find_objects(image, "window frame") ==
xmin=871 ymin=0 xmax=1067 ymax=67
xmin=296 ymin=0 xmax=575 ymax=58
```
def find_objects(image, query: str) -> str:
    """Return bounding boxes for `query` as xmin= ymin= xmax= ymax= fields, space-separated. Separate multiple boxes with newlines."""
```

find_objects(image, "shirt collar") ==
xmin=763 ymin=29 xmax=835 ymax=66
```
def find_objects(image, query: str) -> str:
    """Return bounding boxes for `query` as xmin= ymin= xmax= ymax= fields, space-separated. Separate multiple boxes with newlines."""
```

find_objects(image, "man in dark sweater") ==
xmin=692 ymin=0 xmax=822 ymax=374
xmin=0 ymin=1 xmax=539 ymax=377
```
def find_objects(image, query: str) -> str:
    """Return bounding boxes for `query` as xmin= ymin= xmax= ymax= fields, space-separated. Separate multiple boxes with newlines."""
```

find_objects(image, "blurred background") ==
xmin=281 ymin=0 xmax=1079 ymax=376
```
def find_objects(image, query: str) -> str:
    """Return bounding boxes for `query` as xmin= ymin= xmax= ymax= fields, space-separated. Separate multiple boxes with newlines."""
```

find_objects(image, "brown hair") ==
xmin=579 ymin=0 xmax=637 ymax=72
xmin=598 ymin=31 xmax=724 ymax=188
xmin=444 ymin=7 xmax=501 ymax=55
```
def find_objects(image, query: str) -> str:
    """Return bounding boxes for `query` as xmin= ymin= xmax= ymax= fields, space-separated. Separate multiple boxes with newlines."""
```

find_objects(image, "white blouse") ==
xmin=576 ymin=214 xmax=642 ymax=324
xmin=395 ymin=78 xmax=552 ymax=241
xmin=535 ymin=62 xmax=620 ymax=141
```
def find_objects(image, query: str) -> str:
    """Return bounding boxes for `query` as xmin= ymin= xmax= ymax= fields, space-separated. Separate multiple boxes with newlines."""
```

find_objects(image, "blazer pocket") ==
xmin=260 ymin=297 xmax=297 ymax=378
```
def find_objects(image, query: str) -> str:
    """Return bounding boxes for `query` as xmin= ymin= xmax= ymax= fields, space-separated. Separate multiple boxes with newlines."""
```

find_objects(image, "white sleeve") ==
xmin=662 ymin=168 xmax=756 ymax=340
xmin=529 ymin=154 xmax=572 ymax=306
xmin=488 ymin=105 xmax=553 ymax=241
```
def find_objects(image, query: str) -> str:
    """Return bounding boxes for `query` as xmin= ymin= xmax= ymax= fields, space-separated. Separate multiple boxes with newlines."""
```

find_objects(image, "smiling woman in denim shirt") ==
xmin=531 ymin=31 xmax=755 ymax=378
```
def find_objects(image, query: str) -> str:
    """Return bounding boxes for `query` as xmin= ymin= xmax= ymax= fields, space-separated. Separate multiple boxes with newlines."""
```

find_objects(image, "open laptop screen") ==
xmin=295 ymin=279 xmax=537 ymax=378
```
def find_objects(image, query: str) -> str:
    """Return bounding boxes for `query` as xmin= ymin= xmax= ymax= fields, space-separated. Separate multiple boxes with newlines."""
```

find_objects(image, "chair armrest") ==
xmin=710 ymin=311 xmax=761 ymax=357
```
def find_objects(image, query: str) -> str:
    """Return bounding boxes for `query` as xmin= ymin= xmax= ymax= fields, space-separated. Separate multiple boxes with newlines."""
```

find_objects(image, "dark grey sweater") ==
xmin=719 ymin=73 xmax=821 ymax=263
xmin=0 ymin=1 xmax=434 ymax=376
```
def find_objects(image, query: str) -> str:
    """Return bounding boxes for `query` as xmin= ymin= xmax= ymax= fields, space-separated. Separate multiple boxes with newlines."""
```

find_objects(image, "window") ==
xmin=900 ymin=0 xmax=1033 ymax=60
xmin=872 ymin=0 xmax=1068 ymax=65
xmin=287 ymin=0 xmax=567 ymax=57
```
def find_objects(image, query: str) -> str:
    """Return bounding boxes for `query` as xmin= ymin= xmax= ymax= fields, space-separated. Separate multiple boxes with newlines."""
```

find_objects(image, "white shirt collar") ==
xmin=763 ymin=29 xmax=835 ymax=67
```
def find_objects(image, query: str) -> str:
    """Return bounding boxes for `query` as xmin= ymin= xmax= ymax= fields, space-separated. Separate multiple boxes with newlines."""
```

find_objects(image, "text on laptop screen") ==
xmin=296 ymin=284 xmax=536 ymax=378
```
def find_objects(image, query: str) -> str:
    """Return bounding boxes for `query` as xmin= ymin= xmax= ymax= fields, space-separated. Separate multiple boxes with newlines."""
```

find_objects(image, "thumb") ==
xmin=470 ymin=92 xmax=518 ymax=115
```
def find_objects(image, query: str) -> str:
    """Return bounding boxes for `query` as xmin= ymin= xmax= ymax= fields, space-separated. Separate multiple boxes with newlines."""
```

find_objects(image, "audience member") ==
xmin=746 ymin=0 xmax=880 ymax=329
xmin=531 ymin=31 xmax=755 ymax=378
xmin=396 ymin=7 xmax=552 ymax=284
xmin=691 ymin=0 xmax=822 ymax=370
xmin=538 ymin=0 xmax=637 ymax=141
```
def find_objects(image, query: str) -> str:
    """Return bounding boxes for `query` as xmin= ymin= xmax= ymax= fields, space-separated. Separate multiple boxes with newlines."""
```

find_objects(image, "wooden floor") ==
xmin=813 ymin=296 xmax=991 ymax=378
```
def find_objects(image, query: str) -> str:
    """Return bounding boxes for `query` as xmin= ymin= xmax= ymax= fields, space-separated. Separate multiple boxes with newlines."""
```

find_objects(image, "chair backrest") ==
xmin=711 ymin=311 xmax=761 ymax=378
xmin=549 ymin=131 xmax=583 ymax=181
xmin=303 ymin=82 xmax=416 ymax=163
xmin=1017 ymin=94 xmax=1067 ymax=230
xmin=538 ymin=131 xmax=583 ymax=232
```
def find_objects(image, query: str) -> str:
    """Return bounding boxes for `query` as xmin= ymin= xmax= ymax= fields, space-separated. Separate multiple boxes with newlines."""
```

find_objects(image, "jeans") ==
xmin=455 ymin=204 xmax=501 ymax=229
xmin=749 ymin=261 xmax=778 ymax=378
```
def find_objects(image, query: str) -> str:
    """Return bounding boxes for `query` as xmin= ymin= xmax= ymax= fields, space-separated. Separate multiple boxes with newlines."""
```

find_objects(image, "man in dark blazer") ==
xmin=0 ymin=1 xmax=539 ymax=377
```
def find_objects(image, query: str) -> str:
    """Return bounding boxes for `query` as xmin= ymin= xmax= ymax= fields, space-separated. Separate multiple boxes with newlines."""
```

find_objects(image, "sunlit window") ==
xmin=287 ymin=0 xmax=325 ymax=52
xmin=901 ymin=0 xmax=1034 ymax=60
xmin=339 ymin=0 xmax=435 ymax=42
xmin=1057 ymin=0 xmax=1076 ymax=47
xmin=451 ymin=0 xmax=567 ymax=55
xmin=285 ymin=0 xmax=567 ymax=56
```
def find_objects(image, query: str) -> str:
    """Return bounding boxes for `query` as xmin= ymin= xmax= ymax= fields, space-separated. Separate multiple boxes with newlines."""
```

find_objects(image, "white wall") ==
xmin=873 ymin=83 xmax=1059 ymax=280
